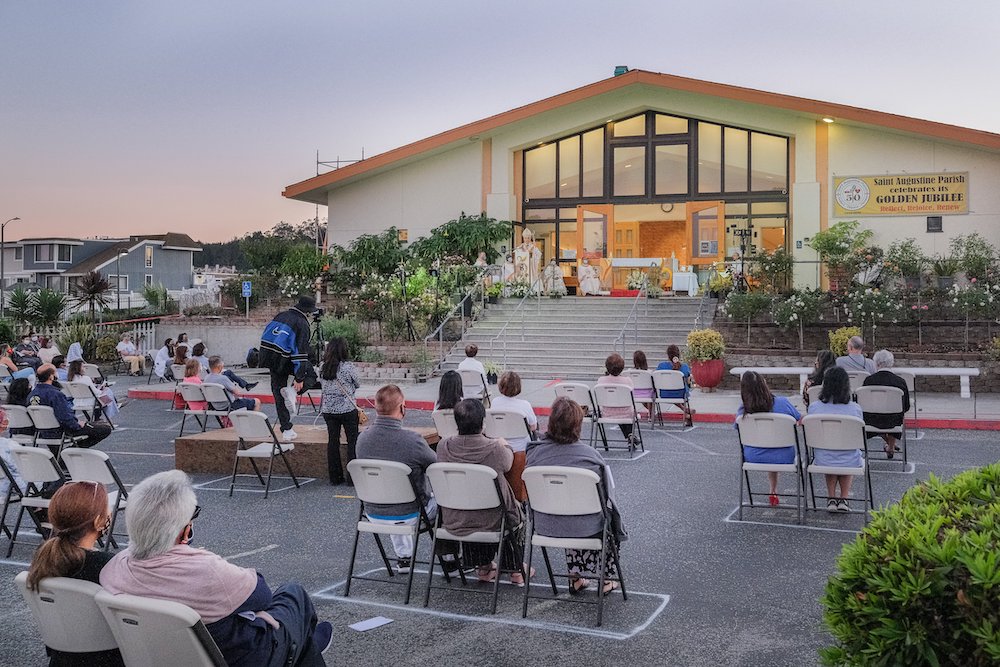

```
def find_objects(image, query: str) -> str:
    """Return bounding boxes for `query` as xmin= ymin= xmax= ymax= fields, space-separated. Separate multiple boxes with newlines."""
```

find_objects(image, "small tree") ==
xmin=72 ymin=270 xmax=113 ymax=323
xmin=7 ymin=286 xmax=34 ymax=328
xmin=32 ymin=289 xmax=67 ymax=327
xmin=410 ymin=212 xmax=511 ymax=264
xmin=722 ymin=291 xmax=772 ymax=345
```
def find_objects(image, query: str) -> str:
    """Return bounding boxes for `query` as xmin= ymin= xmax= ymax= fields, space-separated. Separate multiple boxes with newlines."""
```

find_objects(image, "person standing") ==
xmin=258 ymin=296 xmax=315 ymax=442
xmin=319 ymin=338 xmax=361 ymax=486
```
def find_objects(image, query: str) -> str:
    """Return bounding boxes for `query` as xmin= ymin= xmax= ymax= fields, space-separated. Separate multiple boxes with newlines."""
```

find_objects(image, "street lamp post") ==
xmin=1 ymin=217 xmax=21 ymax=319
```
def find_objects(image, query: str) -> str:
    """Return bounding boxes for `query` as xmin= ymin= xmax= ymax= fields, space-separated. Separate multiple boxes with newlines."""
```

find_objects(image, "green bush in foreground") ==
xmin=821 ymin=464 xmax=1000 ymax=666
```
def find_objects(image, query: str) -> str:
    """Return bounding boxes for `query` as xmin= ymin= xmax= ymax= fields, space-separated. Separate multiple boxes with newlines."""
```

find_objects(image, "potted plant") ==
xmin=623 ymin=270 xmax=645 ymax=297
xmin=685 ymin=328 xmax=726 ymax=391
xmin=485 ymin=282 xmax=503 ymax=304
xmin=707 ymin=271 xmax=734 ymax=298
xmin=483 ymin=360 xmax=501 ymax=384
xmin=932 ymin=255 xmax=959 ymax=290
xmin=886 ymin=238 xmax=928 ymax=290
xmin=807 ymin=220 xmax=873 ymax=291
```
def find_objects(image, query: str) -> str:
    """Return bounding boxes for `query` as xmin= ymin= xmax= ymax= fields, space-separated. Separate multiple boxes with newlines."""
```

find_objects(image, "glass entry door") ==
xmin=687 ymin=201 xmax=725 ymax=266
xmin=577 ymin=204 xmax=613 ymax=260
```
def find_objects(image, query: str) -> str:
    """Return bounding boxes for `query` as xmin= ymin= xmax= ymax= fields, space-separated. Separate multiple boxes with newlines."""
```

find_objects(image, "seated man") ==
xmin=861 ymin=349 xmax=911 ymax=459
xmin=116 ymin=333 xmax=145 ymax=376
xmin=836 ymin=335 xmax=876 ymax=374
xmin=100 ymin=470 xmax=332 ymax=666
xmin=456 ymin=344 xmax=487 ymax=400
xmin=355 ymin=384 xmax=456 ymax=573
xmin=205 ymin=356 xmax=261 ymax=412
xmin=28 ymin=364 xmax=112 ymax=451
xmin=13 ymin=334 xmax=42 ymax=370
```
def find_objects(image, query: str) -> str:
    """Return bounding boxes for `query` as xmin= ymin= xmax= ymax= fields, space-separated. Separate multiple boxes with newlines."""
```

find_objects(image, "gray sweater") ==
xmin=436 ymin=433 xmax=522 ymax=535
xmin=355 ymin=415 xmax=436 ymax=517
xmin=525 ymin=437 xmax=608 ymax=538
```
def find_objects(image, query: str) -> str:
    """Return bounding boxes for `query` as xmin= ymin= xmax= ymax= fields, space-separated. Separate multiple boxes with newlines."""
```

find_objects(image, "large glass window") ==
xmin=613 ymin=146 xmax=645 ymax=196
xmin=751 ymin=133 xmax=787 ymax=191
xmin=558 ymin=136 xmax=580 ymax=198
xmin=655 ymin=145 xmax=688 ymax=195
xmin=559 ymin=220 xmax=578 ymax=260
xmin=698 ymin=123 xmax=722 ymax=193
xmin=34 ymin=244 xmax=53 ymax=262
xmin=58 ymin=245 xmax=72 ymax=262
xmin=525 ymin=143 xmax=556 ymax=200
xmin=613 ymin=114 xmax=645 ymax=137
xmin=724 ymin=128 xmax=748 ymax=192
xmin=145 ymin=245 xmax=153 ymax=268
xmin=581 ymin=129 xmax=604 ymax=196
xmin=655 ymin=114 xmax=688 ymax=135
xmin=692 ymin=206 xmax=720 ymax=259
xmin=524 ymin=221 xmax=557 ymax=263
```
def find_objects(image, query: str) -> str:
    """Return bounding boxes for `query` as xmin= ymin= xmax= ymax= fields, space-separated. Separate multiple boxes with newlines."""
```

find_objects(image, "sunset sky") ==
xmin=2 ymin=1 xmax=999 ymax=243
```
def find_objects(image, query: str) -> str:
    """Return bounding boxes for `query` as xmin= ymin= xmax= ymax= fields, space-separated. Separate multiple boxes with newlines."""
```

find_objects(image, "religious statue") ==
xmin=542 ymin=259 xmax=567 ymax=296
xmin=474 ymin=251 xmax=488 ymax=268
xmin=578 ymin=258 xmax=602 ymax=296
xmin=502 ymin=254 xmax=515 ymax=283
xmin=513 ymin=228 xmax=542 ymax=288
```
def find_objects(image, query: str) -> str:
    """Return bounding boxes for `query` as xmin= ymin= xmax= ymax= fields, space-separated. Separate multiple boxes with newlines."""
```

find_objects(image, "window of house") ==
xmin=612 ymin=146 xmax=646 ymax=196
xmin=34 ymin=244 xmax=53 ymax=262
xmin=144 ymin=274 xmax=154 ymax=287
xmin=110 ymin=275 xmax=128 ymax=292
xmin=58 ymin=245 xmax=72 ymax=262
xmin=145 ymin=245 xmax=153 ymax=268
xmin=14 ymin=247 xmax=22 ymax=260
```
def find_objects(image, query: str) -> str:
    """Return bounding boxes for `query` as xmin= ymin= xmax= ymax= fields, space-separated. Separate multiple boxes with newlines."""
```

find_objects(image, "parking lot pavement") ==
xmin=2 ymin=389 xmax=998 ymax=666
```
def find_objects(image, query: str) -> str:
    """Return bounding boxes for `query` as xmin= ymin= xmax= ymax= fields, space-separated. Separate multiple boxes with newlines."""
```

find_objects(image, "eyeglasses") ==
xmin=191 ymin=505 xmax=201 ymax=521
xmin=67 ymin=480 xmax=101 ymax=501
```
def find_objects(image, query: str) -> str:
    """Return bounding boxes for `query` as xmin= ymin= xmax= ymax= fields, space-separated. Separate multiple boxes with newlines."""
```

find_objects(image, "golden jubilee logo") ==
xmin=833 ymin=172 xmax=968 ymax=217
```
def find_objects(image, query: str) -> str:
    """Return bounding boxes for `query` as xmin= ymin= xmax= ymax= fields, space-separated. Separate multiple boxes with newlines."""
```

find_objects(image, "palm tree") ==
xmin=73 ymin=270 xmax=113 ymax=323
xmin=32 ymin=288 xmax=67 ymax=327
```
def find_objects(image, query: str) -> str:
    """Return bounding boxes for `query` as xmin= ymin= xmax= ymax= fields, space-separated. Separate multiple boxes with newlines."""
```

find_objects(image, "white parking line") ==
xmin=661 ymin=431 xmax=720 ymax=456
xmin=225 ymin=544 xmax=279 ymax=561
xmin=313 ymin=567 xmax=670 ymax=641
xmin=104 ymin=451 xmax=174 ymax=457
xmin=723 ymin=506 xmax=861 ymax=534
xmin=193 ymin=475 xmax=317 ymax=493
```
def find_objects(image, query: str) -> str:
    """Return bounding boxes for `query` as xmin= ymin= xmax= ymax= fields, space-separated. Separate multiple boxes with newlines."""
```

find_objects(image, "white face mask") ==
xmin=30 ymin=336 xmax=38 ymax=342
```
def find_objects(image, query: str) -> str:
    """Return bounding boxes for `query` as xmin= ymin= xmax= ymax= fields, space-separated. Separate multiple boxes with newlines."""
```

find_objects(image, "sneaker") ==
xmin=280 ymin=387 xmax=297 ymax=415
xmin=837 ymin=499 xmax=851 ymax=513
xmin=313 ymin=621 xmax=333 ymax=654
xmin=826 ymin=498 xmax=838 ymax=513
xmin=246 ymin=381 xmax=259 ymax=390
xmin=396 ymin=557 xmax=412 ymax=574
xmin=282 ymin=428 xmax=298 ymax=442
xmin=441 ymin=554 xmax=459 ymax=574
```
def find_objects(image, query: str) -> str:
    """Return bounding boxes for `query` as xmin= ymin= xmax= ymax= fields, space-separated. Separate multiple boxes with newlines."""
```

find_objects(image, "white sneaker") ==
xmin=282 ymin=428 xmax=298 ymax=441
xmin=280 ymin=387 xmax=297 ymax=415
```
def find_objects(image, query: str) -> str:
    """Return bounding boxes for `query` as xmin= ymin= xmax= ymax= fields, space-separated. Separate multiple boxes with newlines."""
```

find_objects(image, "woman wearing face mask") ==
xmin=26 ymin=481 xmax=124 ymax=667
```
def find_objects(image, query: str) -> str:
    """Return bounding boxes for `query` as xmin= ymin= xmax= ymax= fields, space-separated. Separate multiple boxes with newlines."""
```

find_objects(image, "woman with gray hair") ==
xmin=99 ymin=470 xmax=332 ymax=666
xmin=861 ymin=349 xmax=910 ymax=458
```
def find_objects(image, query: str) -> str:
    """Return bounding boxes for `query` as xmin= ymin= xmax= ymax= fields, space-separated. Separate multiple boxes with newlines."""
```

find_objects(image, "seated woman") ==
xmin=802 ymin=349 xmax=836 ymax=409
xmin=436 ymin=399 xmax=529 ymax=585
xmin=100 ymin=470 xmax=332 ymax=666
xmin=435 ymin=370 xmax=463 ymax=411
xmin=526 ymin=397 xmax=623 ymax=595
xmin=179 ymin=359 xmax=207 ymax=412
xmin=26 ymin=480 xmax=124 ymax=667
xmin=174 ymin=344 xmax=190 ymax=367
xmin=630 ymin=350 xmax=654 ymax=414
xmin=191 ymin=342 xmax=210 ymax=371
xmin=67 ymin=359 xmax=123 ymax=419
xmin=595 ymin=353 xmax=644 ymax=446
xmin=1 ymin=350 xmax=35 ymax=382
xmin=655 ymin=344 xmax=693 ymax=427
xmin=861 ymin=349 xmax=910 ymax=459
xmin=153 ymin=338 xmax=174 ymax=381
xmin=734 ymin=370 xmax=802 ymax=507
xmin=808 ymin=367 xmax=864 ymax=512
xmin=37 ymin=337 xmax=61 ymax=365
xmin=488 ymin=371 xmax=537 ymax=452
xmin=53 ymin=355 xmax=68 ymax=383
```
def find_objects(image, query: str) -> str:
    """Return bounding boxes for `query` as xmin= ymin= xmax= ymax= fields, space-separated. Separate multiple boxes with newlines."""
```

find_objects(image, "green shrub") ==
xmin=821 ymin=464 xmax=1000 ymax=666
xmin=319 ymin=317 xmax=366 ymax=356
xmin=94 ymin=335 xmax=119 ymax=362
xmin=723 ymin=291 xmax=772 ymax=321
xmin=828 ymin=326 xmax=861 ymax=357
xmin=56 ymin=319 xmax=98 ymax=361
xmin=357 ymin=347 xmax=385 ymax=365
xmin=0 ymin=319 xmax=16 ymax=348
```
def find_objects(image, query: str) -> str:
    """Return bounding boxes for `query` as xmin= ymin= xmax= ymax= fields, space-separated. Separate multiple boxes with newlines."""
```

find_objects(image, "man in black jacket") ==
xmin=259 ymin=296 xmax=315 ymax=441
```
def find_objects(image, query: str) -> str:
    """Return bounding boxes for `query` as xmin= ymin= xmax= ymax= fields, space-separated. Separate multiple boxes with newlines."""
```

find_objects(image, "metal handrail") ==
xmin=694 ymin=266 xmax=719 ymax=330
xmin=613 ymin=277 xmax=648 ymax=358
xmin=423 ymin=266 xmax=491 ymax=372
xmin=487 ymin=277 xmax=542 ymax=371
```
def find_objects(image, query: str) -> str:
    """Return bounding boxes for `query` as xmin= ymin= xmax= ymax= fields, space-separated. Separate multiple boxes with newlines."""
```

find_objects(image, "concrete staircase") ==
xmin=440 ymin=296 xmax=716 ymax=380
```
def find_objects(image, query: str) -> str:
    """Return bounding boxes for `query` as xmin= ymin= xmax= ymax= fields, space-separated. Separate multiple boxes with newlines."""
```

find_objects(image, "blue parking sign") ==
xmin=241 ymin=281 xmax=252 ymax=297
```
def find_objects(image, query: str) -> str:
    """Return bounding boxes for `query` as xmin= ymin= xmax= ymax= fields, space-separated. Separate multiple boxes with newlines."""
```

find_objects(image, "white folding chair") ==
xmin=5 ymin=444 xmax=64 ymax=557
xmin=66 ymin=381 xmax=114 ymax=428
xmin=806 ymin=384 xmax=823 ymax=406
xmin=60 ymin=448 xmax=128 ymax=551
xmin=651 ymin=370 xmax=692 ymax=430
xmin=344 ymin=459 xmax=438 ymax=605
xmin=483 ymin=410 xmax=532 ymax=444
xmin=459 ymin=369 xmax=491 ymax=407
xmin=3 ymin=404 xmax=37 ymax=445
xmin=855 ymin=385 xmax=908 ymax=464
xmin=0 ymin=382 xmax=9 ymax=403
xmin=431 ymin=409 xmax=459 ymax=439
xmin=170 ymin=364 xmax=186 ymax=385
xmin=735 ymin=413 xmax=804 ymax=523
xmin=521 ymin=466 xmax=626 ymax=627
xmin=847 ymin=371 xmax=870 ymax=394
xmin=94 ymin=590 xmax=226 ymax=667
xmin=423 ymin=462 xmax=524 ymax=614
xmin=622 ymin=369 xmax=655 ymax=423
xmin=592 ymin=383 xmax=645 ymax=457
xmin=552 ymin=383 xmax=598 ymax=447
xmin=894 ymin=371 xmax=922 ymax=440
xmin=228 ymin=410 xmax=299 ymax=498
xmin=0 ymin=366 xmax=12 ymax=381
xmin=83 ymin=363 xmax=114 ymax=387
xmin=801 ymin=414 xmax=873 ymax=518
xmin=15 ymin=572 xmax=120 ymax=659
xmin=27 ymin=405 xmax=88 ymax=456
xmin=176 ymin=383 xmax=208 ymax=436
xmin=0 ymin=453 xmax=25 ymax=541
xmin=199 ymin=383 xmax=237 ymax=427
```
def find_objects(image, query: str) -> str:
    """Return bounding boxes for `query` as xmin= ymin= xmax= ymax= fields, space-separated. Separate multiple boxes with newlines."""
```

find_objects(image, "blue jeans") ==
xmin=265 ymin=584 xmax=326 ymax=667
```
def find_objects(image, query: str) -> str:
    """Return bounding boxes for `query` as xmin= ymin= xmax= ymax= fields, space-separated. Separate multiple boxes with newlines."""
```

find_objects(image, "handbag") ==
xmin=336 ymin=378 xmax=368 ymax=425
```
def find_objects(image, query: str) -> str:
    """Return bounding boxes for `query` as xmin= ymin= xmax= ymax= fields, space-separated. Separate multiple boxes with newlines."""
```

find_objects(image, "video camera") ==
xmin=312 ymin=307 xmax=324 ymax=323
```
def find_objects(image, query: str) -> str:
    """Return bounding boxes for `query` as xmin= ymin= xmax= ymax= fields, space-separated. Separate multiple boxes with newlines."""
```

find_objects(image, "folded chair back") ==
xmin=60 ymin=448 xmax=118 ymax=487
xmin=199 ymin=383 xmax=231 ymax=410
xmin=847 ymin=371 xmax=869 ymax=392
xmin=855 ymin=386 xmax=904 ymax=415
xmin=15 ymin=572 xmax=119 ymax=654
xmin=228 ymin=410 xmax=273 ymax=441
xmin=552 ymin=383 xmax=596 ymax=413
xmin=347 ymin=459 xmax=417 ymax=505
xmin=483 ymin=410 xmax=531 ymax=441
xmin=736 ymin=412 xmax=798 ymax=449
xmin=801 ymin=414 xmax=866 ymax=451
xmin=522 ymin=466 xmax=603 ymax=516
xmin=622 ymin=369 xmax=653 ymax=392
xmin=426 ymin=463 xmax=500 ymax=511
xmin=431 ymin=409 xmax=459 ymax=439
xmin=82 ymin=364 xmax=105 ymax=384
xmin=807 ymin=385 xmax=823 ymax=405
xmin=66 ymin=381 xmax=99 ymax=403
xmin=177 ymin=383 xmax=206 ymax=407
xmin=7 ymin=445 xmax=63 ymax=484
xmin=459 ymin=370 xmax=487 ymax=397
xmin=593 ymin=383 xmax=635 ymax=410
xmin=651 ymin=370 xmax=686 ymax=392
xmin=95 ymin=590 xmax=226 ymax=667
xmin=3 ymin=404 xmax=34 ymax=431
xmin=26 ymin=405 xmax=61 ymax=431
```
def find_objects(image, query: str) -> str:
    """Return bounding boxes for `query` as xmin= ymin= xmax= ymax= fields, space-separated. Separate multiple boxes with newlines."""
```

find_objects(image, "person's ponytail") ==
xmin=26 ymin=533 xmax=86 ymax=590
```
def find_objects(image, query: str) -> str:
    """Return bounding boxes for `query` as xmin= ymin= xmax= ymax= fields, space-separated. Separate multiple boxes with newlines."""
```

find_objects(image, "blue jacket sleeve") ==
xmin=54 ymin=392 xmax=81 ymax=431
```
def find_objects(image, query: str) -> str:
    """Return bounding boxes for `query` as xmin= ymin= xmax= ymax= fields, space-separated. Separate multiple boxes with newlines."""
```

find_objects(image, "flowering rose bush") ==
xmin=773 ymin=289 xmax=825 ymax=330
xmin=843 ymin=286 xmax=903 ymax=325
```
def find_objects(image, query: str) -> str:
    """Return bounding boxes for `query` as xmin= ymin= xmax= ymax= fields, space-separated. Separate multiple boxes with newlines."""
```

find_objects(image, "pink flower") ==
xmin=911 ymin=305 xmax=918 ymax=310
xmin=922 ymin=305 xmax=929 ymax=310
xmin=971 ymin=277 xmax=978 ymax=283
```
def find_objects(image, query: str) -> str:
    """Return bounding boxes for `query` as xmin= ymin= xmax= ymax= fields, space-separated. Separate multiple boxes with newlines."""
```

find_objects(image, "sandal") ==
xmin=768 ymin=494 xmax=780 ymax=507
xmin=509 ymin=566 xmax=536 ymax=587
xmin=601 ymin=580 xmax=620 ymax=597
xmin=883 ymin=444 xmax=895 ymax=459
xmin=476 ymin=564 xmax=498 ymax=583
xmin=568 ymin=577 xmax=591 ymax=595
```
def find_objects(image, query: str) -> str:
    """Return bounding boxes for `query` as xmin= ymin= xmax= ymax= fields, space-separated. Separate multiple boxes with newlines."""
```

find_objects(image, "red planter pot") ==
xmin=690 ymin=358 xmax=725 ymax=390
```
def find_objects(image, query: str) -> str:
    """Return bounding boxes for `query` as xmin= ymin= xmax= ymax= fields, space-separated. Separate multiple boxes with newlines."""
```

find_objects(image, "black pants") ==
xmin=323 ymin=410 xmax=359 ymax=484
xmin=270 ymin=371 xmax=293 ymax=432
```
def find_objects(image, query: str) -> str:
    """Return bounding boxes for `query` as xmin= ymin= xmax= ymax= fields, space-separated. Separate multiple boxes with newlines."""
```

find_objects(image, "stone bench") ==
xmin=175 ymin=423 xmax=439 ymax=478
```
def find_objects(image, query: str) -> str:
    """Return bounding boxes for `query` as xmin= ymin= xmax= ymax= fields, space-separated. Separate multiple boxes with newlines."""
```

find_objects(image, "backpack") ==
xmin=246 ymin=347 xmax=260 ymax=368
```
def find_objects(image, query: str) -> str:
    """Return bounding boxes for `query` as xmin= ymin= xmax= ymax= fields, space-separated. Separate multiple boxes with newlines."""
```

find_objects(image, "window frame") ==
xmin=145 ymin=245 xmax=153 ymax=268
